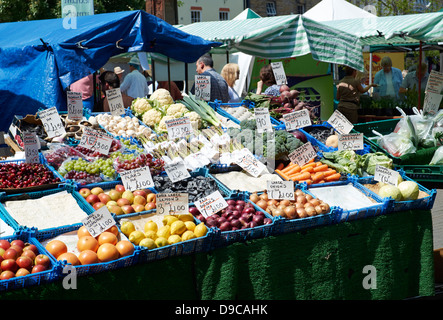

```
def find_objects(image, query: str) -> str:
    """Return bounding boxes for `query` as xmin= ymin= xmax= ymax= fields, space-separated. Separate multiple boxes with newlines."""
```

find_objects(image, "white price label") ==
xmin=156 ymin=193 xmax=189 ymax=215
xmin=81 ymin=206 xmax=116 ymax=238
xmin=423 ymin=92 xmax=442 ymax=116
xmin=23 ymin=131 xmax=40 ymax=164
xmin=283 ymin=109 xmax=312 ymax=131
xmin=195 ymin=75 xmax=211 ymax=101
xmin=38 ymin=107 xmax=66 ymax=139
xmin=120 ymin=166 xmax=154 ymax=192
xmin=271 ymin=62 xmax=287 ymax=86
xmin=425 ymin=70 xmax=443 ymax=95
xmin=255 ymin=108 xmax=273 ymax=133
xmin=79 ymin=127 xmax=112 ymax=155
xmin=164 ymin=160 xmax=191 ymax=183
xmin=267 ymin=180 xmax=295 ymax=200
xmin=67 ymin=91 xmax=83 ymax=121
xmin=327 ymin=110 xmax=354 ymax=134
xmin=194 ymin=190 xmax=228 ymax=218
xmin=288 ymin=142 xmax=317 ymax=167
xmin=337 ymin=133 xmax=364 ymax=151
xmin=374 ymin=165 xmax=400 ymax=187
xmin=106 ymin=88 xmax=125 ymax=116
xmin=166 ymin=117 xmax=192 ymax=140
xmin=233 ymin=148 xmax=266 ymax=177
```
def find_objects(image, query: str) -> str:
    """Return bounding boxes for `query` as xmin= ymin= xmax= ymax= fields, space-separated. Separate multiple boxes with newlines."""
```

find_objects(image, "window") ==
xmin=219 ymin=8 xmax=229 ymax=21
xmin=266 ymin=2 xmax=276 ymax=16
xmin=191 ymin=6 xmax=201 ymax=23
xmin=297 ymin=4 xmax=305 ymax=14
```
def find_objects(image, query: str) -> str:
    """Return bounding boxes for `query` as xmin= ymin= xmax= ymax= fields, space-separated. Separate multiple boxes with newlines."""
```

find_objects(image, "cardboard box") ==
xmin=8 ymin=114 xmax=44 ymax=151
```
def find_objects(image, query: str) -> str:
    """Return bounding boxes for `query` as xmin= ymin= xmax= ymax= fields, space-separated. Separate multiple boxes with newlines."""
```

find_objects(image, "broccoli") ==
xmin=240 ymin=119 xmax=257 ymax=131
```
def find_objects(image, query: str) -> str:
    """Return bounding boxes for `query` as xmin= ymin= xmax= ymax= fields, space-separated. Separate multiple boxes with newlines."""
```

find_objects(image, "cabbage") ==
xmin=398 ymin=181 xmax=419 ymax=200
xmin=378 ymin=184 xmax=402 ymax=201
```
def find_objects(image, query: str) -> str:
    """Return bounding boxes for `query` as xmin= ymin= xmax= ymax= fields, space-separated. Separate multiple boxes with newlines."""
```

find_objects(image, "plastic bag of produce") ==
xmin=373 ymin=130 xmax=416 ymax=157
xmin=429 ymin=146 xmax=443 ymax=165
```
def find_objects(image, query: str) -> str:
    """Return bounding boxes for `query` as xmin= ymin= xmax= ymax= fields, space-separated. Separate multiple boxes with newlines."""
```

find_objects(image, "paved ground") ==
xmin=432 ymin=188 xmax=443 ymax=250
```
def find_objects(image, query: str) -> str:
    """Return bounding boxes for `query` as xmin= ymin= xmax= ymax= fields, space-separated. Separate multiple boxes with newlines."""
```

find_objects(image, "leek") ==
xmin=180 ymin=94 xmax=221 ymax=127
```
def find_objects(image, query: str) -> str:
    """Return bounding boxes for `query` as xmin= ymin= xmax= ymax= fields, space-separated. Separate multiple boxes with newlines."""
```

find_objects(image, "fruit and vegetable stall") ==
xmin=0 ymin=87 xmax=438 ymax=299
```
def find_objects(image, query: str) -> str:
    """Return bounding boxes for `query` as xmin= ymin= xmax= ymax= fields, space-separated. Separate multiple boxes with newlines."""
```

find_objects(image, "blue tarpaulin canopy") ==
xmin=0 ymin=10 xmax=221 ymax=131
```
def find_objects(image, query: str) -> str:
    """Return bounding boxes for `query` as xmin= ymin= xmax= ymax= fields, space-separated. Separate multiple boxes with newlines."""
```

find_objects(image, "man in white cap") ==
xmin=120 ymin=56 xmax=149 ymax=99
xmin=114 ymin=66 xmax=125 ymax=81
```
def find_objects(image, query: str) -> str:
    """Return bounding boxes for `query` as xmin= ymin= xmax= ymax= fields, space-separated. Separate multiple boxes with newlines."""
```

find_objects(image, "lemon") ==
xmin=138 ymin=238 xmax=156 ymax=249
xmin=128 ymin=230 xmax=146 ymax=245
xmin=162 ymin=215 xmax=179 ymax=226
xmin=168 ymin=234 xmax=182 ymax=244
xmin=157 ymin=225 xmax=171 ymax=239
xmin=120 ymin=221 xmax=136 ymax=237
xmin=181 ymin=230 xmax=196 ymax=241
xmin=144 ymin=230 xmax=158 ymax=240
xmin=170 ymin=220 xmax=186 ymax=235
xmin=144 ymin=220 xmax=158 ymax=233
xmin=194 ymin=222 xmax=208 ymax=238
xmin=178 ymin=213 xmax=194 ymax=222
xmin=155 ymin=237 xmax=169 ymax=248
xmin=184 ymin=221 xmax=196 ymax=232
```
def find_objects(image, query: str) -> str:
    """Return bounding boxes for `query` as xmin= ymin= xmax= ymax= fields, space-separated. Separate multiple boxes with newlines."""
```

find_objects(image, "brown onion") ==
xmin=309 ymin=198 xmax=321 ymax=207
xmin=256 ymin=199 xmax=268 ymax=210
xmin=304 ymin=201 xmax=314 ymax=208
xmin=314 ymin=205 xmax=323 ymax=215
xmin=305 ymin=194 xmax=313 ymax=201
xmin=259 ymin=192 xmax=269 ymax=201
xmin=278 ymin=204 xmax=287 ymax=211
xmin=296 ymin=195 xmax=307 ymax=204
xmin=305 ymin=206 xmax=316 ymax=217
xmin=284 ymin=206 xmax=297 ymax=219
xmin=250 ymin=193 xmax=260 ymax=203
xmin=295 ymin=202 xmax=304 ymax=209
xmin=273 ymin=209 xmax=286 ymax=218
xmin=268 ymin=199 xmax=279 ymax=207
xmin=280 ymin=199 xmax=291 ymax=207
xmin=319 ymin=202 xmax=330 ymax=213
xmin=296 ymin=208 xmax=307 ymax=218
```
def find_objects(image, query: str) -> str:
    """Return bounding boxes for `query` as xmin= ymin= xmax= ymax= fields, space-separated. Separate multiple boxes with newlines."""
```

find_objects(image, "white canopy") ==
xmin=303 ymin=0 xmax=376 ymax=21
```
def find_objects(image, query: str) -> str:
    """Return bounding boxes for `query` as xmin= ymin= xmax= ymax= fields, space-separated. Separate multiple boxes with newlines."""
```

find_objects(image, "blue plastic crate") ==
xmin=356 ymin=169 xmax=437 ymax=213
xmin=0 ymin=233 xmax=60 ymax=292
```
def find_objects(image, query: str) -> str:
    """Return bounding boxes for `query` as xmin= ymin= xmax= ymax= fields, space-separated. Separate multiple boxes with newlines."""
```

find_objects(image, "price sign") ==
xmin=195 ymin=75 xmax=211 ymax=101
xmin=120 ymin=166 xmax=154 ymax=192
xmin=156 ymin=193 xmax=189 ymax=215
xmin=81 ymin=206 xmax=116 ymax=238
xmin=255 ymin=108 xmax=273 ymax=133
xmin=374 ymin=165 xmax=400 ymax=187
xmin=233 ymin=148 xmax=266 ymax=177
xmin=23 ymin=131 xmax=40 ymax=164
xmin=267 ymin=180 xmax=295 ymax=200
xmin=67 ymin=91 xmax=83 ymax=121
xmin=425 ymin=70 xmax=443 ymax=95
xmin=288 ymin=142 xmax=317 ymax=167
xmin=106 ymin=88 xmax=125 ymax=116
xmin=337 ymin=133 xmax=364 ymax=151
xmin=194 ymin=190 xmax=228 ymax=218
xmin=164 ymin=160 xmax=191 ymax=183
xmin=271 ymin=62 xmax=287 ymax=86
xmin=79 ymin=127 xmax=112 ymax=155
xmin=38 ymin=107 xmax=66 ymax=139
xmin=327 ymin=110 xmax=353 ymax=134
xmin=166 ymin=117 xmax=192 ymax=140
xmin=423 ymin=92 xmax=443 ymax=116
xmin=283 ymin=109 xmax=312 ymax=131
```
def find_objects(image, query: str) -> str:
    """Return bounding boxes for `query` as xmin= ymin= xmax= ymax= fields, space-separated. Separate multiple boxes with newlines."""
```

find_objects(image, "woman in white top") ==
xmin=221 ymin=63 xmax=241 ymax=103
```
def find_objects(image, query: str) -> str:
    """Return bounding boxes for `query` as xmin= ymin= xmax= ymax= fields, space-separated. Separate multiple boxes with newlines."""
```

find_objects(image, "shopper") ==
xmin=336 ymin=66 xmax=377 ymax=124
xmin=399 ymin=62 xmax=429 ymax=95
xmin=114 ymin=66 xmax=125 ymax=81
xmin=69 ymin=73 xmax=97 ymax=112
xmin=191 ymin=53 xmax=230 ymax=103
xmin=120 ymin=57 xmax=149 ymax=99
xmin=256 ymin=64 xmax=281 ymax=97
xmin=221 ymin=63 xmax=241 ymax=103
xmin=373 ymin=56 xmax=403 ymax=100
xmin=95 ymin=71 xmax=133 ymax=112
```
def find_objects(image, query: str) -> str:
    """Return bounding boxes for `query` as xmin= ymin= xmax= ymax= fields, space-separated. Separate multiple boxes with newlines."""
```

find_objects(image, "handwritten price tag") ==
xmin=156 ymin=193 xmax=189 ymax=215
xmin=337 ymin=133 xmax=364 ymax=151
xmin=67 ymin=91 xmax=83 ymax=121
xmin=23 ymin=131 xmax=40 ymax=164
xmin=374 ymin=165 xmax=400 ymax=187
xmin=166 ymin=117 xmax=192 ymax=140
xmin=288 ymin=142 xmax=317 ymax=167
xmin=38 ymin=107 xmax=66 ymax=139
xmin=233 ymin=148 xmax=266 ymax=177
xmin=271 ymin=62 xmax=287 ymax=86
xmin=81 ymin=206 xmax=116 ymax=238
xmin=164 ymin=160 xmax=191 ymax=183
xmin=327 ymin=110 xmax=353 ymax=134
xmin=194 ymin=190 xmax=228 ymax=218
xmin=423 ymin=92 xmax=442 ymax=116
xmin=195 ymin=75 xmax=211 ymax=101
xmin=283 ymin=109 xmax=312 ymax=131
xmin=120 ymin=166 xmax=154 ymax=192
xmin=106 ymin=88 xmax=125 ymax=116
xmin=255 ymin=108 xmax=273 ymax=133
xmin=267 ymin=180 xmax=295 ymax=200
xmin=425 ymin=70 xmax=443 ymax=95
xmin=79 ymin=127 xmax=112 ymax=155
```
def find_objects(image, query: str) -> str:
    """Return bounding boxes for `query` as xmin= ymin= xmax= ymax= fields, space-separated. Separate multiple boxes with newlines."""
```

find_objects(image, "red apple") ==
xmin=0 ymin=240 xmax=10 ymax=251
xmin=91 ymin=187 xmax=104 ymax=195
xmin=121 ymin=205 xmax=135 ymax=214
xmin=10 ymin=245 xmax=23 ymax=256
xmin=86 ymin=194 xmax=100 ymax=205
xmin=1 ymin=259 xmax=18 ymax=272
xmin=116 ymin=198 xmax=130 ymax=207
xmin=146 ymin=193 xmax=156 ymax=203
xmin=3 ymin=248 xmax=18 ymax=260
xmin=16 ymin=256 xmax=33 ymax=271
xmin=23 ymin=244 xmax=39 ymax=256
xmin=115 ymin=184 xmax=125 ymax=193
xmin=132 ymin=204 xmax=146 ymax=213
xmin=31 ymin=264 xmax=47 ymax=274
xmin=133 ymin=190 xmax=148 ymax=198
xmin=133 ymin=195 xmax=147 ymax=206
xmin=0 ymin=254 xmax=4 ymax=264
xmin=145 ymin=202 xmax=156 ymax=211
xmin=34 ymin=254 xmax=50 ymax=268
xmin=98 ymin=193 xmax=111 ymax=204
xmin=79 ymin=188 xmax=92 ymax=199
xmin=0 ymin=270 xmax=15 ymax=280
xmin=93 ymin=202 xmax=106 ymax=210
xmin=15 ymin=268 xmax=30 ymax=277
xmin=10 ymin=239 xmax=25 ymax=249
xmin=21 ymin=249 xmax=36 ymax=261
xmin=108 ymin=189 xmax=122 ymax=201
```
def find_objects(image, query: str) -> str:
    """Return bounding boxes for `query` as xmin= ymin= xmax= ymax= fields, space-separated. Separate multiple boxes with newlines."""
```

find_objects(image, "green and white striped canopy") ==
xmin=177 ymin=14 xmax=364 ymax=71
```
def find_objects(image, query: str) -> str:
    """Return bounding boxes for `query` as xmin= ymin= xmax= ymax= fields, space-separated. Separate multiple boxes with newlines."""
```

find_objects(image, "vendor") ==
xmin=256 ymin=64 xmax=280 ymax=96
xmin=399 ymin=62 xmax=429 ymax=96
xmin=373 ymin=56 xmax=403 ymax=100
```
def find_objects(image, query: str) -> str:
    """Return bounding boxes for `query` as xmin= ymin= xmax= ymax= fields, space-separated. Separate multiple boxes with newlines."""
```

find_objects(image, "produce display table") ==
xmin=1 ymin=208 xmax=434 ymax=300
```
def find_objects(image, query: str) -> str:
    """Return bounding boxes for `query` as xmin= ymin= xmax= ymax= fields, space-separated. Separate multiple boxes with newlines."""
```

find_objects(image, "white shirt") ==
xmin=120 ymin=69 xmax=149 ymax=99
xmin=385 ymin=72 xmax=395 ymax=97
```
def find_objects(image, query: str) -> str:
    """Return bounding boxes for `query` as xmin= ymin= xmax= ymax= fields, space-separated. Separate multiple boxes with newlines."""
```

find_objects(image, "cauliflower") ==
xmin=131 ymin=98 xmax=152 ymax=117
xmin=166 ymin=103 xmax=189 ymax=118
xmin=157 ymin=115 xmax=175 ymax=133
xmin=184 ymin=111 xmax=202 ymax=129
xmin=150 ymin=88 xmax=174 ymax=108
xmin=142 ymin=108 xmax=163 ymax=127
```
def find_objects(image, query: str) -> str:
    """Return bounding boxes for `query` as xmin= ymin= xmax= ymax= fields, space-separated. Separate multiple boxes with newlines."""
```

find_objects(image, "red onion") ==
xmin=189 ymin=207 xmax=200 ymax=216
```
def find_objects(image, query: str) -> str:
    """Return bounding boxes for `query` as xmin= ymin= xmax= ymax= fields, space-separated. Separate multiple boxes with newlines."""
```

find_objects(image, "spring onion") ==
xmin=180 ymin=94 xmax=221 ymax=127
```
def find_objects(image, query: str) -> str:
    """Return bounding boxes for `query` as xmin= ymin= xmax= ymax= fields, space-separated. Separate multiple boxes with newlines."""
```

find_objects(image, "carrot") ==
xmin=317 ymin=180 xmax=326 ymax=184
xmin=323 ymin=169 xmax=337 ymax=177
xmin=281 ymin=162 xmax=297 ymax=173
xmin=314 ymin=161 xmax=323 ymax=167
xmin=325 ymin=173 xmax=341 ymax=182
xmin=276 ymin=162 xmax=285 ymax=171
xmin=285 ymin=165 xmax=301 ymax=175
xmin=313 ymin=164 xmax=329 ymax=172
xmin=275 ymin=169 xmax=291 ymax=181
xmin=298 ymin=179 xmax=313 ymax=185
xmin=311 ymin=171 xmax=325 ymax=183
xmin=301 ymin=162 xmax=316 ymax=170
xmin=289 ymin=171 xmax=311 ymax=181
xmin=301 ymin=166 xmax=314 ymax=173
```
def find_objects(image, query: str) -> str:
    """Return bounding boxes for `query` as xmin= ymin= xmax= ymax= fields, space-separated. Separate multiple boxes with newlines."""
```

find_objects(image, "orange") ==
xmin=115 ymin=240 xmax=135 ymax=257
xmin=45 ymin=240 xmax=67 ymax=259
xmin=77 ymin=226 xmax=92 ymax=238
xmin=78 ymin=250 xmax=99 ymax=265
xmin=105 ymin=225 xmax=120 ymax=238
xmin=57 ymin=252 xmax=80 ymax=266
xmin=77 ymin=236 xmax=99 ymax=253
xmin=97 ymin=243 xmax=120 ymax=262
xmin=97 ymin=232 xmax=118 ymax=246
